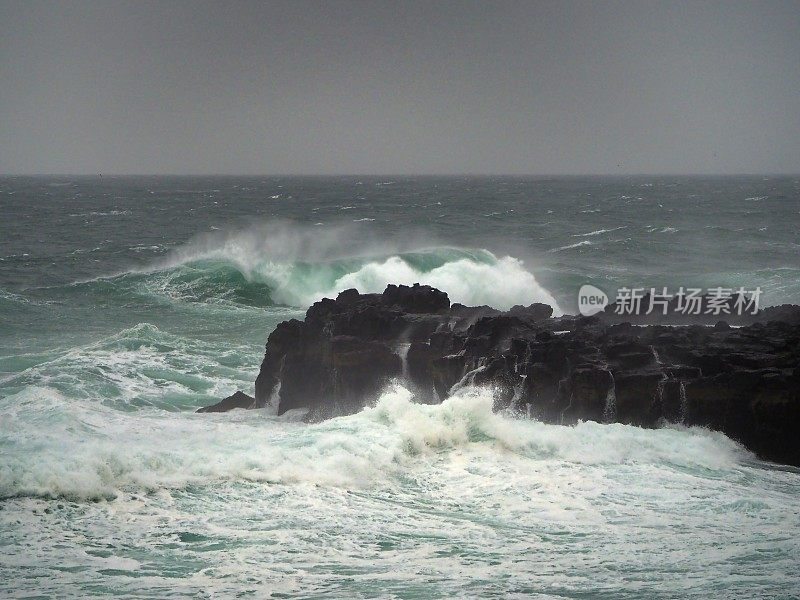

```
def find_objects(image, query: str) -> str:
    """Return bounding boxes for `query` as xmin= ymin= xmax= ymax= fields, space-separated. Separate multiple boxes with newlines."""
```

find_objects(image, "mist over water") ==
xmin=1 ymin=176 xmax=800 ymax=597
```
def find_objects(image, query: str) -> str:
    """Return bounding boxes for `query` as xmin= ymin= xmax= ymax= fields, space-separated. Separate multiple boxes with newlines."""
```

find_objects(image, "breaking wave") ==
xmin=72 ymin=223 xmax=562 ymax=312
xmin=0 ymin=384 xmax=748 ymax=501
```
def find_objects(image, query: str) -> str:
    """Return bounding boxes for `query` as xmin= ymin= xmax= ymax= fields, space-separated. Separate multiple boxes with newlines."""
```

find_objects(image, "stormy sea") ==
xmin=1 ymin=175 xmax=799 ymax=598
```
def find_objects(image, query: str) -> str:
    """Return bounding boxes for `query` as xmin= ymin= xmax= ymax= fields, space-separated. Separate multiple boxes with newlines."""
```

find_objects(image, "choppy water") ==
xmin=1 ymin=176 xmax=799 ymax=598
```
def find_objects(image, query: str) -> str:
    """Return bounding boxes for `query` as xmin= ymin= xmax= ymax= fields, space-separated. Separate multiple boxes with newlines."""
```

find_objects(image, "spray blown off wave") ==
xmin=90 ymin=222 xmax=561 ymax=312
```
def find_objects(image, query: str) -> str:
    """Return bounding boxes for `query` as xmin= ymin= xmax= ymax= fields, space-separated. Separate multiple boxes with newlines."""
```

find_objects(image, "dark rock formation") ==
xmin=202 ymin=284 xmax=800 ymax=466
xmin=196 ymin=390 xmax=255 ymax=413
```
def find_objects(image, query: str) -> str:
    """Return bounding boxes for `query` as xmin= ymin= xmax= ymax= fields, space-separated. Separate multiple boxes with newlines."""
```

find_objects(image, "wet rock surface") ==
xmin=196 ymin=390 xmax=255 ymax=413
xmin=205 ymin=284 xmax=800 ymax=466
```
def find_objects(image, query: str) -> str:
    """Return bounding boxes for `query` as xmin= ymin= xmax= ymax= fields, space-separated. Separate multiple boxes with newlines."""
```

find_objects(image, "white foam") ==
xmin=311 ymin=254 xmax=561 ymax=313
xmin=0 ymin=383 xmax=751 ymax=501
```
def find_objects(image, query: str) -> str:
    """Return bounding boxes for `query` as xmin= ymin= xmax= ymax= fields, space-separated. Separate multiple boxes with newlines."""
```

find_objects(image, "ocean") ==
xmin=1 ymin=175 xmax=799 ymax=598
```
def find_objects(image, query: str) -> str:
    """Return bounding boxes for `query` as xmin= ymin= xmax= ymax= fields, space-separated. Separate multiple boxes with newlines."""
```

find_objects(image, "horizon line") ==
xmin=2 ymin=172 xmax=799 ymax=178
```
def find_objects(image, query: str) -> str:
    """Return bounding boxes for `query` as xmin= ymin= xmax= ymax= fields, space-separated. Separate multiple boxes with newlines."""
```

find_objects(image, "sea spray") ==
xmin=510 ymin=375 xmax=526 ymax=413
xmin=603 ymin=370 xmax=617 ymax=423
xmin=75 ymin=246 xmax=560 ymax=313
xmin=396 ymin=343 xmax=411 ymax=381
xmin=679 ymin=381 xmax=688 ymax=423
xmin=104 ymin=222 xmax=564 ymax=311
xmin=449 ymin=364 xmax=487 ymax=395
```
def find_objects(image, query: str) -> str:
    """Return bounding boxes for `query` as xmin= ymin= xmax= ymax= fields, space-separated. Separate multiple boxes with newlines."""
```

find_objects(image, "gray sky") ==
xmin=1 ymin=0 xmax=799 ymax=175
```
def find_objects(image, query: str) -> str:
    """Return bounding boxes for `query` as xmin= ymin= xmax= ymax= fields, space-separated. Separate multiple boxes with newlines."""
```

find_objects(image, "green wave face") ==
xmin=62 ymin=246 xmax=556 ymax=312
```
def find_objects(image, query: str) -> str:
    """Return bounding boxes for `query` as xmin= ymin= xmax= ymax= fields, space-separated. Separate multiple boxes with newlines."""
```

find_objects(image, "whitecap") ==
xmin=571 ymin=226 xmax=627 ymax=237
xmin=547 ymin=240 xmax=593 ymax=253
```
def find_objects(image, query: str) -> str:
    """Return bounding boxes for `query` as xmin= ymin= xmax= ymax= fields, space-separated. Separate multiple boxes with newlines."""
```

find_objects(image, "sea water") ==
xmin=1 ymin=175 xmax=799 ymax=598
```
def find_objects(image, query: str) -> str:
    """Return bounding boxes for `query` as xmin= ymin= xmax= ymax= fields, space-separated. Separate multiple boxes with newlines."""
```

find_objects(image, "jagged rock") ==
xmin=196 ymin=391 xmax=255 ymax=413
xmin=241 ymin=284 xmax=800 ymax=466
xmin=382 ymin=283 xmax=450 ymax=314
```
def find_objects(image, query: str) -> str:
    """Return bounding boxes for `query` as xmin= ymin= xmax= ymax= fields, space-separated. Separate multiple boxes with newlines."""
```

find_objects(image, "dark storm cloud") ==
xmin=1 ymin=0 xmax=798 ymax=174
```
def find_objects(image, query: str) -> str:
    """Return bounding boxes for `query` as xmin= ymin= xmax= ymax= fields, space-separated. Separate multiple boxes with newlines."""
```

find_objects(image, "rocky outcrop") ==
xmin=196 ymin=390 xmax=255 ymax=413
xmin=202 ymin=284 xmax=800 ymax=466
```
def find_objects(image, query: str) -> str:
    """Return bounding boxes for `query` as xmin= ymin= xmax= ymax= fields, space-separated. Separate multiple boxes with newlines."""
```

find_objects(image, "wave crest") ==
xmin=90 ymin=223 xmax=562 ymax=312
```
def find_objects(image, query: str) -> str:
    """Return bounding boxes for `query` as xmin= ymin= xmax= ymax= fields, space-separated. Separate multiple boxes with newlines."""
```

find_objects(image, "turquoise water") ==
xmin=1 ymin=176 xmax=799 ymax=597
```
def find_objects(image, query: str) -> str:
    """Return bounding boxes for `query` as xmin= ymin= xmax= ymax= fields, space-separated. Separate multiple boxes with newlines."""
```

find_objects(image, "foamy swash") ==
xmin=0 ymin=384 xmax=747 ymax=501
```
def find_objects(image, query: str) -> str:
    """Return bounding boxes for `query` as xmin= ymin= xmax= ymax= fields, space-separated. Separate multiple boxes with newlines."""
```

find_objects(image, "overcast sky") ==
xmin=1 ymin=0 xmax=799 ymax=175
